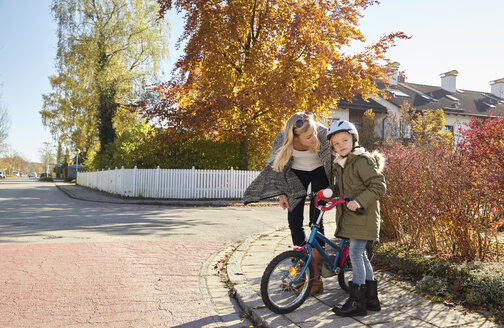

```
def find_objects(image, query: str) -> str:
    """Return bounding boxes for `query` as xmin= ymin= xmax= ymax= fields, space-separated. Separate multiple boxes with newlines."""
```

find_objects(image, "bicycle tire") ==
xmin=260 ymin=250 xmax=314 ymax=314
xmin=338 ymin=256 xmax=352 ymax=292
xmin=338 ymin=246 xmax=372 ymax=292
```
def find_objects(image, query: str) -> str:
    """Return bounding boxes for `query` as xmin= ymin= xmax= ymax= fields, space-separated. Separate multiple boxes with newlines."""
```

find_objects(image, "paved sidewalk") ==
xmin=226 ymin=224 xmax=503 ymax=328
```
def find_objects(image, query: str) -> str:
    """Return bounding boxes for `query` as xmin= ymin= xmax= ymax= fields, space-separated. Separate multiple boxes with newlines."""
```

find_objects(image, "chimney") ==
xmin=490 ymin=78 xmax=504 ymax=99
xmin=388 ymin=62 xmax=400 ymax=86
xmin=440 ymin=69 xmax=458 ymax=93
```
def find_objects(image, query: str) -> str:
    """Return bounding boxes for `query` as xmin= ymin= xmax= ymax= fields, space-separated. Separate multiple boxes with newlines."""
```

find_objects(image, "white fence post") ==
xmin=120 ymin=166 xmax=124 ymax=196
xmin=190 ymin=166 xmax=196 ymax=198
xmin=229 ymin=167 xmax=234 ymax=198
xmin=101 ymin=169 xmax=104 ymax=192
xmin=155 ymin=166 xmax=160 ymax=198
xmin=133 ymin=166 xmax=137 ymax=197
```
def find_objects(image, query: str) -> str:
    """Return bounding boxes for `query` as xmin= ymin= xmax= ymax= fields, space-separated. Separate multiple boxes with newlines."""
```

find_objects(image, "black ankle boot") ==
xmin=365 ymin=279 xmax=381 ymax=311
xmin=332 ymin=282 xmax=367 ymax=317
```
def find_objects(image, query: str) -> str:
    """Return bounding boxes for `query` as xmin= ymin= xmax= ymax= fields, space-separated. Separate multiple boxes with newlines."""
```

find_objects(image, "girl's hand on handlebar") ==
xmin=279 ymin=194 xmax=289 ymax=210
xmin=315 ymin=191 xmax=365 ymax=214
xmin=346 ymin=200 xmax=360 ymax=212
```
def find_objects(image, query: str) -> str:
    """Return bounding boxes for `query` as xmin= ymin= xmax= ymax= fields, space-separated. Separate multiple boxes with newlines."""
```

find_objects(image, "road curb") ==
xmin=199 ymin=241 xmax=256 ymax=327
xmin=226 ymin=228 xmax=296 ymax=328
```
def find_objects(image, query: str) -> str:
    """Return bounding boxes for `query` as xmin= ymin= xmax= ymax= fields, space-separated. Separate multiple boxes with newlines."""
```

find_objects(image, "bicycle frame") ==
xmin=287 ymin=192 xmax=364 ymax=287
xmin=290 ymin=206 xmax=349 ymax=286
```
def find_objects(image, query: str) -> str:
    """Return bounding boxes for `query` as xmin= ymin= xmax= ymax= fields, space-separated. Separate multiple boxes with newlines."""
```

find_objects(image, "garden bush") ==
xmin=380 ymin=113 xmax=504 ymax=261
xmin=376 ymin=111 xmax=504 ymax=323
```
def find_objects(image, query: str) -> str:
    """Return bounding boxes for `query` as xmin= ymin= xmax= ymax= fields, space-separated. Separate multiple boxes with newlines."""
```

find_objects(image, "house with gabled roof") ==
xmin=330 ymin=63 xmax=504 ymax=143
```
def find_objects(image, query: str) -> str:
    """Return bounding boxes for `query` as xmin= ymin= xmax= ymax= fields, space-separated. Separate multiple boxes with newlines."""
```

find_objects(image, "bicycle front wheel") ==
xmin=260 ymin=250 xmax=314 ymax=314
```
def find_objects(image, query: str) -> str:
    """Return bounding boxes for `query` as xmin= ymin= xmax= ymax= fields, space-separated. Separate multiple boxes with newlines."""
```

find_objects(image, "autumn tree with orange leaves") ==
xmin=137 ymin=0 xmax=409 ymax=169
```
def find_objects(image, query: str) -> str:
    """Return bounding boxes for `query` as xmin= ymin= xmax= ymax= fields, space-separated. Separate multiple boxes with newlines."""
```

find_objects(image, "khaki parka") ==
xmin=329 ymin=148 xmax=386 ymax=242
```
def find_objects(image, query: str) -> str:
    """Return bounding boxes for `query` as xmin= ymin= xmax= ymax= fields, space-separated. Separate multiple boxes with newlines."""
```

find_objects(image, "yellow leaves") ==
xmin=411 ymin=109 xmax=454 ymax=147
xmin=148 ymin=0 xmax=409 ymax=168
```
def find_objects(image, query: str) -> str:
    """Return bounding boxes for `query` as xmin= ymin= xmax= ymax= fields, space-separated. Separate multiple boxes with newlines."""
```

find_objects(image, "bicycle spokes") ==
xmin=261 ymin=251 xmax=314 ymax=314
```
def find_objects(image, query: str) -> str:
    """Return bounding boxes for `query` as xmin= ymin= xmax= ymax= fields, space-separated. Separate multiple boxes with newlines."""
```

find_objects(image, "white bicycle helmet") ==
xmin=327 ymin=120 xmax=359 ymax=141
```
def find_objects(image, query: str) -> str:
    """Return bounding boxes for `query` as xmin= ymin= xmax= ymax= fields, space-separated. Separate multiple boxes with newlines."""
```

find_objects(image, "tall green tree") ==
xmin=39 ymin=142 xmax=56 ymax=173
xmin=41 ymin=0 xmax=169 ymax=166
xmin=360 ymin=109 xmax=376 ymax=150
xmin=138 ymin=0 xmax=409 ymax=169
xmin=0 ymin=94 xmax=10 ymax=154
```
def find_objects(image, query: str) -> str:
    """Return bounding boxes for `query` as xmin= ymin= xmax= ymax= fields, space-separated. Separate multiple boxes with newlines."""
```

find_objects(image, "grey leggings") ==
xmin=349 ymin=239 xmax=374 ymax=285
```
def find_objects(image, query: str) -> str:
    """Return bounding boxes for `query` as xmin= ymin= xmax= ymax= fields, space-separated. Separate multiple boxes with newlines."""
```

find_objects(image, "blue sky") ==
xmin=0 ymin=0 xmax=503 ymax=163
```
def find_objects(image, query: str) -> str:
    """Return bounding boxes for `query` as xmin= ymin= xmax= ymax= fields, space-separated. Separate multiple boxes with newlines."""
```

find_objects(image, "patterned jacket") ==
xmin=243 ymin=125 xmax=333 ymax=211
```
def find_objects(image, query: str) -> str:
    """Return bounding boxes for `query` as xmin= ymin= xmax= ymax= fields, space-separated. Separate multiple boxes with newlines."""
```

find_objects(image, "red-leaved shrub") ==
xmin=380 ymin=114 xmax=504 ymax=261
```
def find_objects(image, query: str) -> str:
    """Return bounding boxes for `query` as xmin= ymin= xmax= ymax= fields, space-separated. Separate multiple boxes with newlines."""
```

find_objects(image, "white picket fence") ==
xmin=76 ymin=166 xmax=261 ymax=199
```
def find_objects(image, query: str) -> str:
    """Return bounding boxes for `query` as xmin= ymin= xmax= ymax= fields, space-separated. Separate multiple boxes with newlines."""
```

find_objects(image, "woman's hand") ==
xmin=279 ymin=194 xmax=289 ymax=210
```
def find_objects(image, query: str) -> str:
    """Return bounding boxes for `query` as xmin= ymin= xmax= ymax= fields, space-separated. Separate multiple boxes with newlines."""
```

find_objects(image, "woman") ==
xmin=244 ymin=112 xmax=333 ymax=295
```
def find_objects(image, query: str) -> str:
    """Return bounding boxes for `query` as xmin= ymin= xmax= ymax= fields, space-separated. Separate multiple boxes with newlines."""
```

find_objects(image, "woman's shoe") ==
xmin=308 ymin=248 xmax=324 ymax=295
xmin=309 ymin=278 xmax=323 ymax=295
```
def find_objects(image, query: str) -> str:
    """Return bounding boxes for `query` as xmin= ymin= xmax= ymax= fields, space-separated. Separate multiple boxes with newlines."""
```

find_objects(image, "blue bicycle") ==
xmin=260 ymin=193 xmax=366 ymax=314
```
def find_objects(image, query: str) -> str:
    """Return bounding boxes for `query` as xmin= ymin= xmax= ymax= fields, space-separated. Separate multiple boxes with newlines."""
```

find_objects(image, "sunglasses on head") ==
xmin=294 ymin=112 xmax=312 ymax=129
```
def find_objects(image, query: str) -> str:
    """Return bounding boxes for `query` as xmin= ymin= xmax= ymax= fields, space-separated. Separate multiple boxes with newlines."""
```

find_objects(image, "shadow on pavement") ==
xmin=0 ymin=181 xmax=221 ymax=242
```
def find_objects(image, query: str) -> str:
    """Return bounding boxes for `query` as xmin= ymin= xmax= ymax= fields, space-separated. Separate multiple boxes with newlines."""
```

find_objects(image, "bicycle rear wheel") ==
xmin=338 ymin=243 xmax=373 ymax=291
xmin=338 ymin=256 xmax=353 ymax=292
xmin=260 ymin=250 xmax=314 ymax=314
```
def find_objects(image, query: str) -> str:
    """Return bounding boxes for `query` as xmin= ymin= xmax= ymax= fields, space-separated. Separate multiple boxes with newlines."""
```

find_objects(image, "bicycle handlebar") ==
xmin=314 ymin=192 xmax=365 ymax=214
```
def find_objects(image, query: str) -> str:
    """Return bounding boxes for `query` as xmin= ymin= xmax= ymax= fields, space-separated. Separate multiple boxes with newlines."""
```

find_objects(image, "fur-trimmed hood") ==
xmin=370 ymin=150 xmax=385 ymax=173
xmin=334 ymin=147 xmax=385 ymax=173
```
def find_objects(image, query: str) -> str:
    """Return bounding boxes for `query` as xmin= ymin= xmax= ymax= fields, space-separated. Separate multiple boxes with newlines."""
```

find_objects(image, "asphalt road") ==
xmin=0 ymin=178 xmax=288 ymax=327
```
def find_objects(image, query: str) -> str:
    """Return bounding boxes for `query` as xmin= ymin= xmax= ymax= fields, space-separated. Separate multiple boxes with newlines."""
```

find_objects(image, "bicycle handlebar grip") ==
xmin=343 ymin=198 xmax=365 ymax=214
xmin=355 ymin=208 xmax=365 ymax=215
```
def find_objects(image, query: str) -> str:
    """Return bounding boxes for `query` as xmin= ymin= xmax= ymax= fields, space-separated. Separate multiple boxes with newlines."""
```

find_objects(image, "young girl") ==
xmin=320 ymin=119 xmax=386 ymax=317
xmin=244 ymin=112 xmax=333 ymax=295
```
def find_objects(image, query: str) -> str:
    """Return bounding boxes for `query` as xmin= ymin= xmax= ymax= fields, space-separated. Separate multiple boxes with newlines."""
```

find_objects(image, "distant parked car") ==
xmin=28 ymin=172 xmax=37 ymax=178
xmin=0 ymin=171 xmax=5 ymax=179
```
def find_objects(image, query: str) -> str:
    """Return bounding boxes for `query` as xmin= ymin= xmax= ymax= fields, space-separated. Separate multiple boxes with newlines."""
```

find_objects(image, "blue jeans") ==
xmin=349 ymin=239 xmax=374 ymax=285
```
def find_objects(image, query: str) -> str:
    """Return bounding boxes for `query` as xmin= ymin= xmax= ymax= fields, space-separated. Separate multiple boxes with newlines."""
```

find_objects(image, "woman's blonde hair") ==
xmin=272 ymin=112 xmax=320 ymax=172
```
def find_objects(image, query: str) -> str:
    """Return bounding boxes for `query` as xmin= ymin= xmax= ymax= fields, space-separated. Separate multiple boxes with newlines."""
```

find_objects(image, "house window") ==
xmin=443 ymin=125 xmax=454 ymax=134
xmin=401 ymin=124 xmax=411 ymax=139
